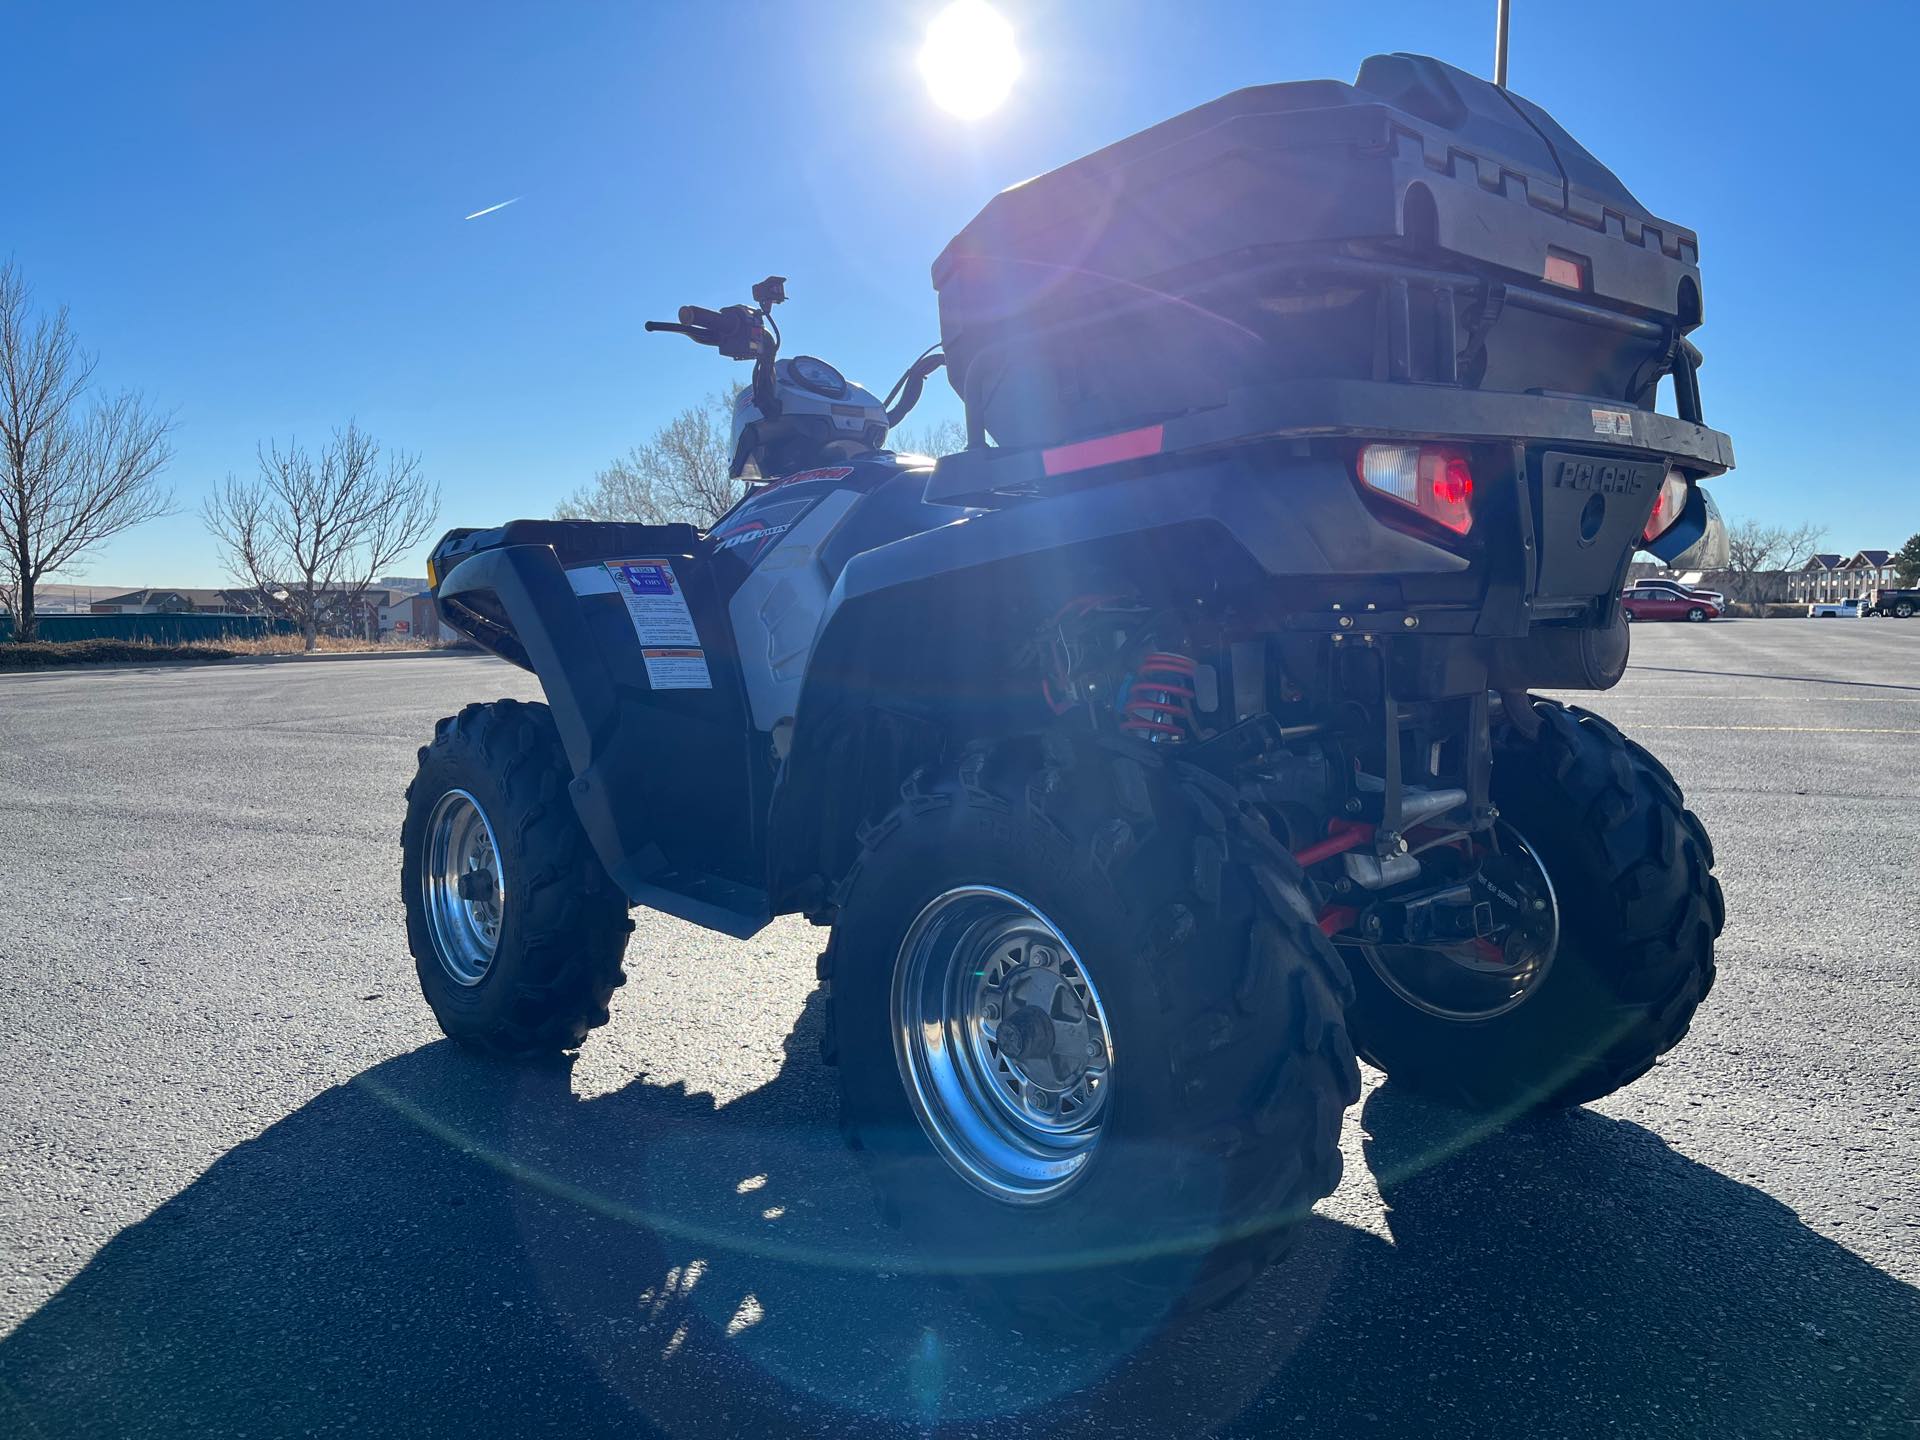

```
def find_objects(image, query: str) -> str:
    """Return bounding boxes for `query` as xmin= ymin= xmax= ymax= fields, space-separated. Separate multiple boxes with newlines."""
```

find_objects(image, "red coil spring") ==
xmin=1122 ymin=652 xmax=1198 ymax=741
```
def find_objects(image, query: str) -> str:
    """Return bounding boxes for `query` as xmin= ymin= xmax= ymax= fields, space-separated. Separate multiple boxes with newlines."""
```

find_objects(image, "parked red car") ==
xmin=1622 ymin=583 xmax=1720 ymax=622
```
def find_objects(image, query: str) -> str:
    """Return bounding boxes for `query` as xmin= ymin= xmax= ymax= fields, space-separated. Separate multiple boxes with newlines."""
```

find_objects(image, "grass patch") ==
xmin=217 ymin=633 xmax=453 ymax=656
xmin=0 ymin=635 xmax=458 ymax=669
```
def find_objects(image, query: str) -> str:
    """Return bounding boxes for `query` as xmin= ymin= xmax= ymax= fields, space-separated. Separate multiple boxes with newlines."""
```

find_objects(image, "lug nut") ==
xmin=1031 ymin=947 xmax=1053 ymax=968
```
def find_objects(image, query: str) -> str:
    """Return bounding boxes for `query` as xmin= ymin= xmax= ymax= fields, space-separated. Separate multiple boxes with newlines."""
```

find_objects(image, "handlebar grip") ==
xmin=679 ymin=305 xmax=727 ymax=329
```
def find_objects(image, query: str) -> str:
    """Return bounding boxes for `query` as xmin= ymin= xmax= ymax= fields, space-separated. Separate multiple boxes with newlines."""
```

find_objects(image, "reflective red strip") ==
xmin=1040 ymin=424 xmax=1165 ymax=478
xmin=1543 ymin=253 xmax=1584 ymax=289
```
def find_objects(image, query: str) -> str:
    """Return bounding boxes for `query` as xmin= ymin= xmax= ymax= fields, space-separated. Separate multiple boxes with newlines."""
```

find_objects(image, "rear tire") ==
xmin=827 ymin=737 xmax=1358 ymax=1331
xmin=1344 ymin=698 xmax=1722 ymax=1112
xmin=402 ymin=699 xmax=632 ymax=1057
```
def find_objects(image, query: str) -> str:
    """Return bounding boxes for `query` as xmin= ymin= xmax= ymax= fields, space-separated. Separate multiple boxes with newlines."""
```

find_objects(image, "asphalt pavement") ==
xmin=1 ymin=622 xmax=1915 ymax=1438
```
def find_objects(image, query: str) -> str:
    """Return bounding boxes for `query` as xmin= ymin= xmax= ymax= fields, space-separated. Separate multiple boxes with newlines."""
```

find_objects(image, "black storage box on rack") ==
xmin=933 ymin=53 xmax=1706 ymax=452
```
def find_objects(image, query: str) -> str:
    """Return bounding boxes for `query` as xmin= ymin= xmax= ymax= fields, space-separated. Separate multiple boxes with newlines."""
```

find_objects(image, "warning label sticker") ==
xmin=641 ymin=648 xmax=712 ymax=690
xmin=1590 ymin=408 xmax=1634 ymax=438
xmin=604 ymin=559 xmax=700 ymax=646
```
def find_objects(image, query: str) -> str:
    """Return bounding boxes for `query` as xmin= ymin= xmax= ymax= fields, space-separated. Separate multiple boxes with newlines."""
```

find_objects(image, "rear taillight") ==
xmin=1355 ymin=443 xmax=1474 ymax=535
xmin=1642 ymin=468 xmax=1688 ymax=545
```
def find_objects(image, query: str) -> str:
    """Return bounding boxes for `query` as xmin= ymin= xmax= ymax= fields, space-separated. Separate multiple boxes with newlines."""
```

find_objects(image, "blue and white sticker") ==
xmin=603 ymin=558 xmax=700 ymax=647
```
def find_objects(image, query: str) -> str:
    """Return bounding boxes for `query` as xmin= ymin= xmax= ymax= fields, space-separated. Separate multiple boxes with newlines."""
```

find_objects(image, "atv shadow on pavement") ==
xmin=2 ymin=993 xmax=1914 ymax=1439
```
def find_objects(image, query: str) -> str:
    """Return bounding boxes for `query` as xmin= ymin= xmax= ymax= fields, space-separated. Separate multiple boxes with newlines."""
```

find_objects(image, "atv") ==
xmin=401 ymin=53 xmax=1730 ymax=1329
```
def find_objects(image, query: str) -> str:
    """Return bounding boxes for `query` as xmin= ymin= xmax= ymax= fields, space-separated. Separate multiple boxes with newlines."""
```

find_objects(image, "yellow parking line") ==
xmin=1592 ymin=695 xmax=1920 ymax=704
xmin=1629 ymin=724 xmax=1920 ymax=735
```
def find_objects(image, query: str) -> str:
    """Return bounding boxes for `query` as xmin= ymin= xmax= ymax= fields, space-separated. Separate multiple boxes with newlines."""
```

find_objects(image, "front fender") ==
xmin=436 ymin=544 xmax=616 ymax=772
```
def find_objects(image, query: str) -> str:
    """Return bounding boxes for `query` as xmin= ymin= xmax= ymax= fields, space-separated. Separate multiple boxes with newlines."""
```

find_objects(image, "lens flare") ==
xmin=919 ymin=0 xmax=1021 ymax=120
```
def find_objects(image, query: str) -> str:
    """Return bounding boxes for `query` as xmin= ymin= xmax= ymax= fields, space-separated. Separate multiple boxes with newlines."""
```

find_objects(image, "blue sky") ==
xmin=8 ymin=0 xmax=1914 ymax=587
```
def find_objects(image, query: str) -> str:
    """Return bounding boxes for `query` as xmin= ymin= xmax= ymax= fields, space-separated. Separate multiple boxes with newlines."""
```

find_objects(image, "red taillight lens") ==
xmin=1641 ymin=468 xmax=1689 ymax=545
xmin=1356 ymin=444 xmax=1474 ymax=535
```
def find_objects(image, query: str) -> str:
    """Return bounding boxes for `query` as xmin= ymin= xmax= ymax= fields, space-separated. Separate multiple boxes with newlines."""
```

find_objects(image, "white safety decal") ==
xmin=1590 ymin=408 xmax=1633 ymax=438
xmin=603 ymin=558 xmax=700 ymax=646
xmin=566 ymin=565 xmax=617 ymax=596
xmin=641 ymin=647 xmax=712 ymax=690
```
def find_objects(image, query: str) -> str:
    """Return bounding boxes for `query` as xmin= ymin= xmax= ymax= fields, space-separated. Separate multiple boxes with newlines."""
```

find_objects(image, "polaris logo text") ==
xmin=1552 ymin=459 xmax=1648 ymax=496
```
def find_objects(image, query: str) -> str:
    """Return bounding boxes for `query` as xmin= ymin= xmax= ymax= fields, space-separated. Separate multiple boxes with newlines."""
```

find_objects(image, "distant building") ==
xmin=1784 ymin=551 xmax=1901 ymax=604
xmin=380 ymin=591 xmax=456 ymax=642
xmin=89 ymin=587 xmax=264 ymax=616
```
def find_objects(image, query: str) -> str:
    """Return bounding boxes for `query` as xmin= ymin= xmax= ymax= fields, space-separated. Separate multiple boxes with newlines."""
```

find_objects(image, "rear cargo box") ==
xmin=934 ymin=53 xmax=1705 ymax=450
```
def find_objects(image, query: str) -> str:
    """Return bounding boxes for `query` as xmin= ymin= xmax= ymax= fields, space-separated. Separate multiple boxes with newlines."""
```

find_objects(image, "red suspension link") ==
xmin=1292 ymin=819 xmax=1375 ymax=869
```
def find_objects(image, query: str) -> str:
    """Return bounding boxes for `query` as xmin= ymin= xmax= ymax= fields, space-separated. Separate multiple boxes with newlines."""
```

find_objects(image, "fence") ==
xmin=0 ymin=614 xmax=299 ymax=645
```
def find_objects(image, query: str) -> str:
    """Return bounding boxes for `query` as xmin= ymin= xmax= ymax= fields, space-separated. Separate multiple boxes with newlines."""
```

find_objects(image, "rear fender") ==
xmin=767 ymin=453 xmax=1464 ymax=911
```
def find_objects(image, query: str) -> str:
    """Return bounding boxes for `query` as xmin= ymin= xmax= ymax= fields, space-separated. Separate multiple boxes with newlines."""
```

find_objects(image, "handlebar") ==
xmin=644 ymin=302 xmax=768 ymax=362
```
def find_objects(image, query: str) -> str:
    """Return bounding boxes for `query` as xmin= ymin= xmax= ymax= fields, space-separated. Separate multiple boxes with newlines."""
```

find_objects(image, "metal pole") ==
xmin=1495 ymin=0 xmax=1511 ymax=87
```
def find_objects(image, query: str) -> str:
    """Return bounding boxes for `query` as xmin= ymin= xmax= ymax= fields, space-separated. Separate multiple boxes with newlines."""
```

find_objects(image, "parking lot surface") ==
xmin=1 ymin=622 xmax=1916 ymax=1438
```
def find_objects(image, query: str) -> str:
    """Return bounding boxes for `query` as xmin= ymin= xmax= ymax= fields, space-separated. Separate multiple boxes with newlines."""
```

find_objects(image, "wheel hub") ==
xmin=422 ymin=788 xmax=506 ymax=987
xmin=892 ymin=887 xmax=1115 ymax=1204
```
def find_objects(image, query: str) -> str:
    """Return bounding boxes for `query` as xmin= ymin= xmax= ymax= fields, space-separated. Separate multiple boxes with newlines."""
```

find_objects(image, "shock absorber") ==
xmin=1121 ymin=651 xmax=1197 ymax=742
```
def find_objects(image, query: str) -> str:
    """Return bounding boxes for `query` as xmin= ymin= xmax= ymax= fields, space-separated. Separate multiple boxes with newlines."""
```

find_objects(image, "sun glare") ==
xmin=919 ymin=0 xmax=1021 ymax=120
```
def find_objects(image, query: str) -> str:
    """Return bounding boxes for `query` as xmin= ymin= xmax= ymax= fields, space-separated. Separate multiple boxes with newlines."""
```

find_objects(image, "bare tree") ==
xmin=203 ymin=423 xmax=439 ymax=651
xmin=0 ymin=261 xmax=175 ymax=641
xmin=556 ymin=391 xmax=745 ymax=528
xmin=891 ymin=418 xmax=967 ymax=459
xmin=556 ymin=449 xmax=669 ymax=525
xmin=1722 ymin=518 xmax=1827 ymax=603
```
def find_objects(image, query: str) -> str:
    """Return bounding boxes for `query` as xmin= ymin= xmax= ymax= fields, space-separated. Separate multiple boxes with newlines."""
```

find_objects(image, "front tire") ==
xmin=401 ymin=699 xmax=632 ymax=1057
xmin=827 ymin=737 xmax=1358 ymax=1330
xmin=1686 ymin=606 xmax=1709 ymax=622
xmin=1344 ymin=699 xmax=1722 ymax=1112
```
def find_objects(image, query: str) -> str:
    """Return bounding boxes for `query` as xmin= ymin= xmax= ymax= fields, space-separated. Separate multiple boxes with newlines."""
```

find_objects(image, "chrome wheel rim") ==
xmin=1346 ymin=824 xmax=1559 ymax=1022
xmin=422 ymin=788 xmax=506 ymax=986
xmin=891 ymin=886 xmax=1114 ymax=1205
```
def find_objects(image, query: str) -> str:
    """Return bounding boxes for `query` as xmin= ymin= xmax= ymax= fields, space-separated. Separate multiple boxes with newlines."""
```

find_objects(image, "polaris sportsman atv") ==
xmin=401 ymin=53 xmax=1729 ymax=1328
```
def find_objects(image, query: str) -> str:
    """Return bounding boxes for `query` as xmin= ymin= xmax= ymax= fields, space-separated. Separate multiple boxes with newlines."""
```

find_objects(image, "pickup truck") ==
xmin=1864 ymin=588 xmax=1919 ymax=618
xmin=1809 ymin=598 xmax=1865 ymax=618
